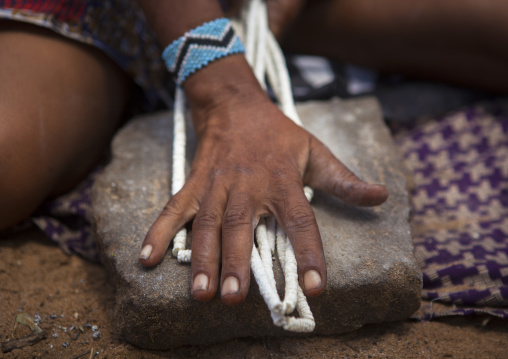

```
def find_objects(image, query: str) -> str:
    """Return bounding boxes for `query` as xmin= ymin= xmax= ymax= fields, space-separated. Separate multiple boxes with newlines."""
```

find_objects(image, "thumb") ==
xmin=304 ymin=137 xmax=389 ymax=207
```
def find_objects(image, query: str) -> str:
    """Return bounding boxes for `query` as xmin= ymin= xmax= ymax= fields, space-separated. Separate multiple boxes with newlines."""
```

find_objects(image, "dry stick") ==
xmin=69 ymin=350 xmax=91 ymax=359
xmin=1 ymin=331 xmax=47 ymax=354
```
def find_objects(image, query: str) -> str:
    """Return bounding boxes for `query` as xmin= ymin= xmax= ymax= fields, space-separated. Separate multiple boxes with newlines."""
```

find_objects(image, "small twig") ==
xmin=11 ymin=321 xmax=18 ymax=338
xmin=69 ymin=350 xmax=90 ymax=359
xmin=344 ymin=342 xmax=360 ymax=353
xmin=1 ymin=330 xmax=47 ymax=353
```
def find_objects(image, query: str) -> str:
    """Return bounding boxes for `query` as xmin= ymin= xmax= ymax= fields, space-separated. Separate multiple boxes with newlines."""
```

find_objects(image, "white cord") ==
xmin=171 ymin=87 xmax=191 ymax=262
xmin=170 ymin=0 xmax=315 ymax=332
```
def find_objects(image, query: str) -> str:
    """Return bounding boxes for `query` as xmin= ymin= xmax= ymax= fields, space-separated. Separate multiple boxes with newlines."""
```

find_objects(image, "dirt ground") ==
xmin=1 ymin=229 xmax=507 ymax=359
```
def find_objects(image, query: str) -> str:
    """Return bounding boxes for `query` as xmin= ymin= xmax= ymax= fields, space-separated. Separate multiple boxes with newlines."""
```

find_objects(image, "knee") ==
xmin=0 ymin=127 xmax=55 ymax=232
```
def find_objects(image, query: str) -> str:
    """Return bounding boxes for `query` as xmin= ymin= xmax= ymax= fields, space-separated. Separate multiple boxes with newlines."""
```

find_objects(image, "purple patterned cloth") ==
xmin=391 ymin=99 xmax=508 ymax=319
xmin=31 ymin=169 xmax=102 ymax=262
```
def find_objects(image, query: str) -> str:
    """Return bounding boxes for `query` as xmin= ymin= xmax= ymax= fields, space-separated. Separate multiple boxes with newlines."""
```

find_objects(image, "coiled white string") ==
xmin=170 ymin=0 xmax=315 ymax=332
xmin=170 ymin=88 xmax=192 ymax=263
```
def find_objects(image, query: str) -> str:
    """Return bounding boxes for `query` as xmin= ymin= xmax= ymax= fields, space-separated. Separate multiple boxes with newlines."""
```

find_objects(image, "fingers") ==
xmin=220 ymin=191 xmax=256 ymax=305
xmin=139 ymin=181 xmax=199 ymax=267
xmin=190 ymin=188 xmax=227 ymax=302
xmin=141 ymin=172 xmax=257 ymax=306
xmin=305 ymin=137 xmax=389 ymax=207
xmin=190 ymin=183 xmax=256 ymax=305
xmin=272 ymin=181 xmax=327 ymax=297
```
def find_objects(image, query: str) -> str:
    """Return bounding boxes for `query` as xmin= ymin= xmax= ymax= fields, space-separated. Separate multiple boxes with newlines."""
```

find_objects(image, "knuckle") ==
xmin=270 ymin=169 xmax=302 ymax=194
xmin=160 ymin=196 xmax=185 ymax=218
xmin=270 ymin=168 xmax=290 ymax=181
xmin=331 ymin=180 xmax=346 ymax=196
xmin=194 ymin=208 xmax=222 ymax=230
xmin=284 ymin=204 xmax=315 ymax=233
xmin=233 ymin=164 xmax=253 ymax=175
xmin=333 ymin=178 xmax=363 ymax=203
xmin=332 ymin=173 xmax=356 ymax=193
xmin=270 ymin=165 xmax=299 ymax=183
xmin=191 ymin=250 xmax=215 ymax=268
xmin=222 ymin=204 xmax=252 ymax=230
xmin=222 ymin=253 xmax=245 ymax=269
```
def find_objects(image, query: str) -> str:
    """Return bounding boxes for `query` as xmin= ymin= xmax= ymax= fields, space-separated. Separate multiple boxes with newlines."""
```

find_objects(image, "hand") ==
xmin=139 ymin=56 xmax=388 ymax=305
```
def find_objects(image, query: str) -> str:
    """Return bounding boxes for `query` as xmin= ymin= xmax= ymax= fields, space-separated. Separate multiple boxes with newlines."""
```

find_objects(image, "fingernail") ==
xmin=193 ymin=273 xmax=209 ymax=292
xmin=304 ymin=270 xmax=322 ymax=291
xmin=222 ymin=276 xmax=240 ymax=296
xmin=139 ymin=244 xmax=153 ymax=260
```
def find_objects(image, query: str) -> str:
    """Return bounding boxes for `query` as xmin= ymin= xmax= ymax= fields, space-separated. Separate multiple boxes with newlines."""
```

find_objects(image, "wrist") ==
xmin=182 ymin=54 xmax=267 ymax=123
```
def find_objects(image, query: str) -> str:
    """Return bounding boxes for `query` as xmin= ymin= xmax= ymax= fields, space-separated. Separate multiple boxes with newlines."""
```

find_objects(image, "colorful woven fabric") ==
xmin=0 ymin=0 xmax=169 ymax=110
xmin=391 ymin=99 xmax=508 ymax=319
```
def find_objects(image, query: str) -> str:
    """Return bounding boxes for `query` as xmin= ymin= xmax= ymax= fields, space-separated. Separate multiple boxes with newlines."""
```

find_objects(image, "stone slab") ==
xmin=91 ymin=97 xmax=421 ymax=349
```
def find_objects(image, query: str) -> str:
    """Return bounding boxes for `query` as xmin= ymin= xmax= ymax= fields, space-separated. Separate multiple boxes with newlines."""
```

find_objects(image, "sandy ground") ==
xmin=1 ymin=228 xmax=507 ymax=359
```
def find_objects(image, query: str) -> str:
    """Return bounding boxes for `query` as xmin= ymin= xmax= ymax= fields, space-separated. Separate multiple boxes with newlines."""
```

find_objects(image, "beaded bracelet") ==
xmin=162 ymin=18 xmax=245 ymax=85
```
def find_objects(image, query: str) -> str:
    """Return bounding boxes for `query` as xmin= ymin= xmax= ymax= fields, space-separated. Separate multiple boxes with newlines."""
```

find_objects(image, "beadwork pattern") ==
xmin=162 ymin=18 xmax=245 ymax=85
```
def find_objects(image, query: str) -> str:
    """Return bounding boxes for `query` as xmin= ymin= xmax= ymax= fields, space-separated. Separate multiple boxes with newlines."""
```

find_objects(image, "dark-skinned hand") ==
xmin=139 ymin=55 xmax=388 ymax=305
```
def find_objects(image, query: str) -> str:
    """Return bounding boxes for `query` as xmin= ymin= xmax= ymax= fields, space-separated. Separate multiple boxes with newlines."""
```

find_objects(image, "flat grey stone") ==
xmin=91 ymin=97 xmax=421 ymax=349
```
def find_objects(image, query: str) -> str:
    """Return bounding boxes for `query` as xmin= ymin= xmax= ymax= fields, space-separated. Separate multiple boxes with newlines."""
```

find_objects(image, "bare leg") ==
xmin=285 ymin=0 xmax=508 ymax=92
xmin=0 ymin=21 xmax=132 ymax=230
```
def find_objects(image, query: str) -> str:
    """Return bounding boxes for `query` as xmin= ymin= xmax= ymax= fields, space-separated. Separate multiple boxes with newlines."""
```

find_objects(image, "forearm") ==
xmin=137 ymin=0 xmax=224 ymax=46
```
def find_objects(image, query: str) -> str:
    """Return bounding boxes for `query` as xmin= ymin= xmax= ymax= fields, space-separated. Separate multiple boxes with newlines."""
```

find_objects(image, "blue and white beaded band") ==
xmin=162 ymin=18 xmax=245 ymax=85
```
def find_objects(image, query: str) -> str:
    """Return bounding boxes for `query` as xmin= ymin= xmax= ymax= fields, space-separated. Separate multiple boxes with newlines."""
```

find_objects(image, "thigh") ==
xmin=0 ymin=21 xmax=132 ymax=230
xmin=285 ymin=0 xmax=508 ymax=91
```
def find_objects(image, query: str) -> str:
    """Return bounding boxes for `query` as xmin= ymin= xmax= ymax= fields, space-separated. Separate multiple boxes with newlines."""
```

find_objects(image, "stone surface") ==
xmin=91 ymin=97 xmax=421 ymax=349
